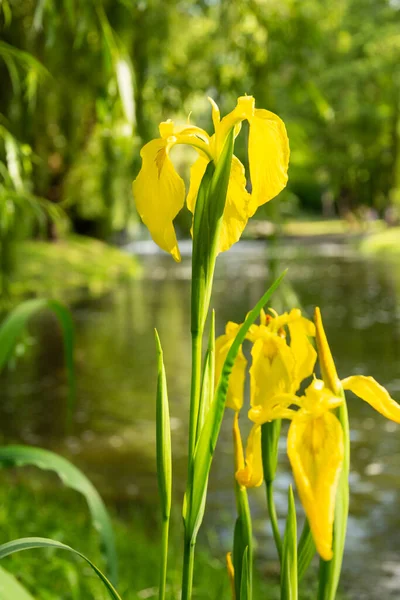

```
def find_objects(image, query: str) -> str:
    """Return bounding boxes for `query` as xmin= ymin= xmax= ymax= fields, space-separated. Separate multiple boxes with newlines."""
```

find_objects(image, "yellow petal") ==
xmin=186 ymin=154 xmax=209 ymax=215
xmin=236 ymin=424 xmax=264 ymax=488
xmin=250 ymin=335 xmax=295 ymax=411
xmin=314 ymin=307 xmax=341 ymax=395
xmin=233 ymin=412 xmax=245 ymax=471
xmin=288 ymin=318 xmax=317 ymax=390
xmin=342 ymin=375 xmax=400 ymax=423
xmin=215 ymin=96 xmax=255 ymax=158
xmin=218 ymin=156 xmax=251 ymax=253
xmin=133 ymin=139 xmax=185 ymax=262
xmin=226 ymin=552 xmax=235 ymax=600
xmin=248 ymin=108 xmax=290 ymax=213
xmin=287 ymin=412 xmax=344 ymax=561
xmin=215 ymin=332 xmax=247 ymax=412
xmin=302 ymin=378 xmax=343 ymax=415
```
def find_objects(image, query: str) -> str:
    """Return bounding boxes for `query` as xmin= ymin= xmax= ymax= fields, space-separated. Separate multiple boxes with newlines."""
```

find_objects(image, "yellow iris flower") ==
xmin=236 ymin=306 xmax=400 ymax=562
xmin=132 ymin=96 xmax=289 ymax=262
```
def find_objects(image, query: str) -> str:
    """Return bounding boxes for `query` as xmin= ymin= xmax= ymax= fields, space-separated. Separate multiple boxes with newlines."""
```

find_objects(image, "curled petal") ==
xmin=218 ymin=156 xmax=251 ymax=253
xmin=248 ymin=108 xmax=290 ymax=213
xmin=288 ymin=412 xmax=344 ymax=561
xmin=342 ymin=375 xmax=400 ymax=423
xmin=186 ymin=154 xmax=209 ymax=215
xmin=248 ymin=393 xmax=299 ymax=425
xmin=314 ymin=307 xmax=341 ymax=395
xmin=133 ymin=139 xmax=185 ymax=262
xmin=215 ymin=332 xmax=247 ymax=412
xmin=302 ymin=378 xmax=343 ymax=415
xmin=236 ymin=424 xmax=264 ymax=488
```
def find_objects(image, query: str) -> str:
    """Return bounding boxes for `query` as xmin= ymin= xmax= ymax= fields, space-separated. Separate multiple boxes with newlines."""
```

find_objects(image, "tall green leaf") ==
xmin=187 ymin=271 xmax=286 ymax=537
xmin=0 ymin=446 xmax=117 ymax=586
xmin=0 ymin=299 xmax=75 ymax=418
xmin=239 ymin=547 xmax=250 ymax=600
xmin=0 ymin=566 xmax=35 ymax=599
xmin=154 ymin=330 xmax=172 ymax=600
xmin=0 ymin=538 xmax=122 ymax=600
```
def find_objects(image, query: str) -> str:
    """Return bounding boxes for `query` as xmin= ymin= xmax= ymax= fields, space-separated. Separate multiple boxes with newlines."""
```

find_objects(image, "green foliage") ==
xmin=0 ymin=446 xmax=117 ymax=585
xmin=0 ymin=538 xmax=121 ymax=600
xmin=9 ymin=235 xmax=139 ymax=302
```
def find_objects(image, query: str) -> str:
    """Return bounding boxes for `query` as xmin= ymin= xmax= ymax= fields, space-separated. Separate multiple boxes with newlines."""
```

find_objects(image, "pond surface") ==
xmin=1 ymin=240 xmax=400 ymax=598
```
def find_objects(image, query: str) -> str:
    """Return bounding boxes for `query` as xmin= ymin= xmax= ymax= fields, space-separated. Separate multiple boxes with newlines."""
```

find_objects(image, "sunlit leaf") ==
xmin=0 ymin=538 xmax=122 ymax=600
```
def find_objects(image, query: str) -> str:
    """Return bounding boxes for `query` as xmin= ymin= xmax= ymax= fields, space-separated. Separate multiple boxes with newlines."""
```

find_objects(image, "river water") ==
xmin=1 ymin=239 xmax=400 ymax=598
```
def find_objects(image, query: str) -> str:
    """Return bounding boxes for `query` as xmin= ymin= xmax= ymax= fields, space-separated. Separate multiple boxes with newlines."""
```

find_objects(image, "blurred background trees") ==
xmin=1 ymin=0 xmax=400 ymax=246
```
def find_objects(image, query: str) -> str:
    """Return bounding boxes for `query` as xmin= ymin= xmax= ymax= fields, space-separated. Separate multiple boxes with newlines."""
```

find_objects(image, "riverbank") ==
xmin=8 ymin=235 xmax=140 ymax=304
xmin=0 ymin=479 xmax=323 ymax=599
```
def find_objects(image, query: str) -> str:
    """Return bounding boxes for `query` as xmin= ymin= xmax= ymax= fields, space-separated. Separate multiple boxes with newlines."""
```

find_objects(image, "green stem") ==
xmin=159 ymin=518 xmax=169 ymax=600
xmin=188 ymin=332 xmax=203 ymax=462
xmin=181 ymin=536 xmax=195 ymax=600
xmin=266 ymin=480 xmax=282 ymax=560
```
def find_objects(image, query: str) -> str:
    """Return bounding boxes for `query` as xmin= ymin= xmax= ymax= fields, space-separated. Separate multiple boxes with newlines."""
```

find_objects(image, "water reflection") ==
xmin=1 ymin=241 xmax=400 ymax=597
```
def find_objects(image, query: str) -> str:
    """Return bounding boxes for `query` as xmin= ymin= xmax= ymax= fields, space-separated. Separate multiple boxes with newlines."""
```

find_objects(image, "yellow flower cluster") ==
xmin=133 ymin=96 xmax=289 ymax=262
xmin=216 ymin=307 xmax=400 ymax=561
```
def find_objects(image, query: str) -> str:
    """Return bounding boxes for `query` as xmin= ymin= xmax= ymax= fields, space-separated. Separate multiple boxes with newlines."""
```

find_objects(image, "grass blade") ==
xmin=0 ymin=538 xmax=122 ymax=600
xmin=0 ymin=445 xmax=117 ymax=585
xmin=297 ymin=519 xmax=315 ymax=581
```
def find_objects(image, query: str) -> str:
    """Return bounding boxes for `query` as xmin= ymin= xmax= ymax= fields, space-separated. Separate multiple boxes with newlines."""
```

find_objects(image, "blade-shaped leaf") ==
xmin=187 ymin=271 xmax=286 ymax=537
xmin=0 ymin=299 xmax=75 ymax=418
xmin=154 ymin=330 xmax=172 ymax=600
xmin=0 ymin=566 xmax=35 ymax=599
xmin=281 ymin=487 xmax=298 ymax=600
xmin=239 ymin=546 xmax=250 ymax=600
xmin=0 ymin=445 xmax=117 ymax=585
xmin=297 ymin=519 xmax=315 ymax=581
xmin=0 ymin=538 xmax=122 ymax=600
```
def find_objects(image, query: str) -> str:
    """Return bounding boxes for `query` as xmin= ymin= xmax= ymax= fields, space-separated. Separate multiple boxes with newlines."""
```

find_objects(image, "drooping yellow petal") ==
xmin=215 ymin=331 xmax=247 ymax=412
xmin=186 ymin=154 xmax=209 ymax=215
xmin=342 ymin=375 xmax=400 ymax=423
xmin=236 ymin=424 xmax=264 ymax=488
xmin=287 ymin=412 xmax=344 ymax=561
xmin=248 ymin=108 xmax=290 ymax=214
xmin=133 ymin=138 xmax=185 ymax=262
xmin=218 ymin=156 xmax=251 ymax=253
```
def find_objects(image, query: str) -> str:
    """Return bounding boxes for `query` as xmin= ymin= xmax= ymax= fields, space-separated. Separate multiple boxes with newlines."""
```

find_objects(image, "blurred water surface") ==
xmin=1 ymin=240 xmax=400 ymax=598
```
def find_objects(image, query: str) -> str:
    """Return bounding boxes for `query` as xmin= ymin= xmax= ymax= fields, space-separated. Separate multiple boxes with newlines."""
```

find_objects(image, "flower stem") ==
xmin=188 ymin=331 xmax=203 ymax=462
xmin=266 ymin=480 xmax=282 ymax=560
xmin=181 ymin=536 xmax=195 ymax=600
xmin=159 ymin=517 xmax=169 ymax=600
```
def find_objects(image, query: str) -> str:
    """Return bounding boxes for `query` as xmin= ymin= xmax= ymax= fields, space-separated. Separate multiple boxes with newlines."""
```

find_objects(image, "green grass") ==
xmin=0 ymin=474 xmax=325 ymax=600
xmin=359 ymin=226 xmax=400 ymax=256
xmin=8 ymin=235 xmax=139 ymax=304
